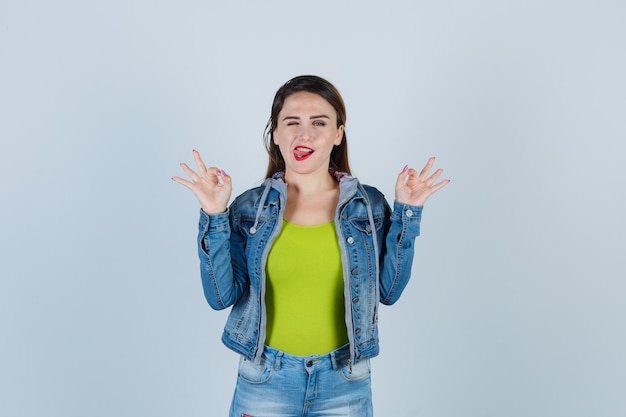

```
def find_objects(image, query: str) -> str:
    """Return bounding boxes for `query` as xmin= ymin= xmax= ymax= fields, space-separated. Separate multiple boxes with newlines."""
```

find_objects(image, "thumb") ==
xmin=217 ymin=169 xmax=232 ymax=187
xmin=395 ymin=165 xmax=409 ymax=188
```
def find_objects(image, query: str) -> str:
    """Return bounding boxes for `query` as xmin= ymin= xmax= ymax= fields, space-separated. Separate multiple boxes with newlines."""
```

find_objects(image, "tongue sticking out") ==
xmin=294 ymin=147 xmax=314 ymax=161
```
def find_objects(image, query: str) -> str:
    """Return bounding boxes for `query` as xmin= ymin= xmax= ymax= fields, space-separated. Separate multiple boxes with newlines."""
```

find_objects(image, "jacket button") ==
xmin=355 ymin=328 xmax=361 ymax=334
xmin=347 ymin=237 xmax=354 ymax=244
xmin=352 ymin=296 xmax=359 ymax=303
xmin=351 ymin=268 xmax=358 ymax=275
xmin=405 ymin=209 xmax=414 ymax=217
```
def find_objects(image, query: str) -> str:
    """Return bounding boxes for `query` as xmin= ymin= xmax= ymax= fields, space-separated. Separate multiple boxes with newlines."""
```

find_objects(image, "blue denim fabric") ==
xmin=197 ymin=172 xmax=422 ymax=366
xmin=230 ymin=345 xmax=372 ymax=417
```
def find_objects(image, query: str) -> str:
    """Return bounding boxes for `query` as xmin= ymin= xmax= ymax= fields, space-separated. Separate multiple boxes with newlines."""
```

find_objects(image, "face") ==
xmin=273 ymin=91 xmax=344 ymax=178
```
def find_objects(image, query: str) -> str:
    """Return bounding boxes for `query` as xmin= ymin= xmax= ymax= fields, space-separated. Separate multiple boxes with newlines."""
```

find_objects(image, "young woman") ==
xmin=173 ymin=75 xmax=449 ymax=417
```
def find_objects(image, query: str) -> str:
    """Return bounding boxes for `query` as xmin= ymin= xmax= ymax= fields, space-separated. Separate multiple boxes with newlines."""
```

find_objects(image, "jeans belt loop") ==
xmin=274 ymin=351 xmax=283 ymax=371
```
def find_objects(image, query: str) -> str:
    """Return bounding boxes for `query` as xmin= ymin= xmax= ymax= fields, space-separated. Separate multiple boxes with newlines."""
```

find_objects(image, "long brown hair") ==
xmin=264 ymin=75 xmax=350 ymax=178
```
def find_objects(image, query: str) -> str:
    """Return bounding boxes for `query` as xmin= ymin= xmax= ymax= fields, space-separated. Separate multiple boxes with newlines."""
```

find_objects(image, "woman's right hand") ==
xmin=172 ymin=149 xmax=232 ymax=214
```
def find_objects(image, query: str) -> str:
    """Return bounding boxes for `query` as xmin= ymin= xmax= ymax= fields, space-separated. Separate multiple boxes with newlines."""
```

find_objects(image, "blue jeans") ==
xmin=229 ymin=345 xmax=373 ymax=417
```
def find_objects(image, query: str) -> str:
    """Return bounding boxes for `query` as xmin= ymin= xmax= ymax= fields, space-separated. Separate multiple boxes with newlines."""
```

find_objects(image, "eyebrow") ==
xmin=282 ymin=115 xmax=331 ymax=121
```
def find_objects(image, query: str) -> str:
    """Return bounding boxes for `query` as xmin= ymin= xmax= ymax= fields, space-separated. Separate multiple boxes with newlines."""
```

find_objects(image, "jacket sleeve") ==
xmin=378 ymin=201 xmax=422 ymax=305
xmin=197 ymin=205 xmax=249 ymax=310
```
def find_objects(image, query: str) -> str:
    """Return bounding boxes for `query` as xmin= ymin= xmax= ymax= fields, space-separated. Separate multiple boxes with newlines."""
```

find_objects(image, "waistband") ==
xmin=261 ymin=344 xmax=351 ymax=371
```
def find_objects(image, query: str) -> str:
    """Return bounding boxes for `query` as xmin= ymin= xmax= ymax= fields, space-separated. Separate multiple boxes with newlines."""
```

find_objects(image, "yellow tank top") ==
xmin=265 ymin=220 xmax=348 ymax=356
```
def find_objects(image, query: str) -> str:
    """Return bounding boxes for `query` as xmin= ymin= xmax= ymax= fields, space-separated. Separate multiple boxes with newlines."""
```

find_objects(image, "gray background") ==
xmin=1 ymin=0 xmax=625 ymax=416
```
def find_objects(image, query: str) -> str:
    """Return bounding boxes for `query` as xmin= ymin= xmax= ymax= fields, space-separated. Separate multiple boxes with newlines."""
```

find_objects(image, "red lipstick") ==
xmin=294 ymin=146 xmax=314 ymax=161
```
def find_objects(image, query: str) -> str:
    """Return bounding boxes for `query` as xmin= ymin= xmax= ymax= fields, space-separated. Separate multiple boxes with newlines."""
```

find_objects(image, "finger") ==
xmin=395 ymin=165 xmax=410 ymax=188
xmin=425 ymin=168 xmax=443 ymax=186
xmin=180 ymin=162 xmax=200 ymax=181
xmin=418 ymin=157 xmax=436 ymax=179
xmin=193 ymin=149 xmax=208 ymax=173
xmin=217 ymin=169 xmax=232 ymax=187
xmin=206 ymin=167 xmax=225 ymax=186
xmin=171 ymin=176 xmax=195 ymax=190
xmin=430 ymin=179 xmax=451 ymax=194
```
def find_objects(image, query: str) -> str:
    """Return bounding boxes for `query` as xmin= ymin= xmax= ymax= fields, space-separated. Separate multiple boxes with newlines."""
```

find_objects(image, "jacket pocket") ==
xmin=348 ymin=215 xmax=383 ymax=235
xmin=235 ymin=215 xmax=267 ymax=238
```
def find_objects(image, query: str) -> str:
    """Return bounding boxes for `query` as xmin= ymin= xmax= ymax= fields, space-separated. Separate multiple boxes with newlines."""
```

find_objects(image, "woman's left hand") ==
xmin=395 ymin=157 xmax=450 ymax=207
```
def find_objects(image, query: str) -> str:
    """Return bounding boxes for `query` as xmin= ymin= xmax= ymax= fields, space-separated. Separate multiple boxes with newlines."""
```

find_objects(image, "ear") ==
xmin=334 ymin=125 xmax=344 ymax=146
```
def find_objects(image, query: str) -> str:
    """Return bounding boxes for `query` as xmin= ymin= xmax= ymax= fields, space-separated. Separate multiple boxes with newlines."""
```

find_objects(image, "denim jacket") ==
xmin=197 ymin=171 xmax=422 ymax=366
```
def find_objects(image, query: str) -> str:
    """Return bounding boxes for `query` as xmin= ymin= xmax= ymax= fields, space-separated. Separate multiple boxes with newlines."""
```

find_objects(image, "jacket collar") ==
xmin=270 ymin=169 xmax=350 ymax=183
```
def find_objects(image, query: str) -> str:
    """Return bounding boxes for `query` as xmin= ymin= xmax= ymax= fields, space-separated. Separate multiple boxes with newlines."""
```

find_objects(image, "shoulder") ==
xmin=338 ymin=173 xmax=387 ymax=207
xmin=234 ymin=185 xmax=266 ymax=202
xmin=341 ymin=176 xmax=390 ymax=215
xmin=230 ymin=179 xmax=284 ymax=213
xmin=358 ymin=183 xmax=387 ymax=207
xmin=230 ymin=184 xmax=266 ymax=213
xmin=359 ymin=183 xmax=384 ymax=199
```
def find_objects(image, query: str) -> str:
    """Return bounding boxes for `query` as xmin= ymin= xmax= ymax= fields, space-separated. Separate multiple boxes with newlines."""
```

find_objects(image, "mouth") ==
xmin=293 ymin=146 xmax=314 ymax=161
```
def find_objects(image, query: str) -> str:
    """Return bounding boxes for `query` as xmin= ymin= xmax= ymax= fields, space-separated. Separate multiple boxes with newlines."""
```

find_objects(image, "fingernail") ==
xmin=402 ymin=165 xmax=408 ymax=173
xmin=220 ymin=169 xmax=227 ymax=176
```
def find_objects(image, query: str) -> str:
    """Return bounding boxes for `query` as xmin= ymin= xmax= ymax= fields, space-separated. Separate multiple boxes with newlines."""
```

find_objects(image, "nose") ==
xmin=297 ymin=124 xmax=312 ymax=139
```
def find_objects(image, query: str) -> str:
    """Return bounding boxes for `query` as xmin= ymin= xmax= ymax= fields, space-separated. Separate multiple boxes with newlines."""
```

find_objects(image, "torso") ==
xmin=265 ymin=219 xmax=348 ymax=355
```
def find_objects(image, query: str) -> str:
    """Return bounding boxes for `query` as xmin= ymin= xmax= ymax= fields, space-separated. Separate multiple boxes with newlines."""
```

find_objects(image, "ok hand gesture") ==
xmin=395 ymin=157 xmax=450 ymax=207
xmin=172 ymin=149 xmax=232 ymax=214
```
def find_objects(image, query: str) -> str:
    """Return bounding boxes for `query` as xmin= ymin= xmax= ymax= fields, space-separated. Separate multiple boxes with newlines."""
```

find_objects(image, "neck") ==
xmin=284 ymin=169 xmax=337 ymax=195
